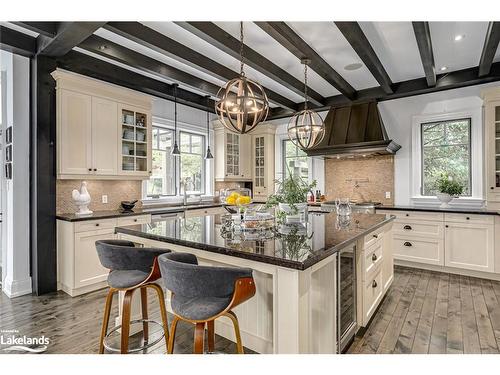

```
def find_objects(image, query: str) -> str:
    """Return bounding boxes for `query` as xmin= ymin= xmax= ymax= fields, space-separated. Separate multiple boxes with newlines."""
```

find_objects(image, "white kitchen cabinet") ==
xmin=52 ymin=69 xmax=152 ymax=180
xmin=214 ymin=124 xmax=252 ymax=181
xmin=92 ymin=97 xmax=118 ymax=176
xmin=252 ymin=126 xmax=275 ymax=201
xmin=483 ymin=88 xmax=500 ymax=209
xmin=57 ymin=214 xmax=151 ymax=296
xmin=58 ymin=89 xmax=92 ymax=176
xmin=393 ymin=235 xmax=444 ymax=266
xmin=445 ymin=221 xmax=495 ymax=273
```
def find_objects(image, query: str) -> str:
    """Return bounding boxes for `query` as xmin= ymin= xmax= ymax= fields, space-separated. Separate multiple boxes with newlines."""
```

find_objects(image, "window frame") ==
xmin=419 ymin=117 xmax=472 ymax=197
xmin=179 ymin=130 xmax=206 ymax=195
xmin=282 ymin=139 xmax=309 ymax=179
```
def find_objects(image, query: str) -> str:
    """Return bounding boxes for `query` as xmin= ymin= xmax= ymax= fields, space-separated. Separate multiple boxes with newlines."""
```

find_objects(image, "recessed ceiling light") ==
xmin=440 ymin=66 xmax=448 ymax=71
xmin=344 ymin=63 xmax=363 ymax=71
xmin=98 ymin=45 xmax=107 ymax=50
xmin=454 ymin=34 xmax=465 ymax=41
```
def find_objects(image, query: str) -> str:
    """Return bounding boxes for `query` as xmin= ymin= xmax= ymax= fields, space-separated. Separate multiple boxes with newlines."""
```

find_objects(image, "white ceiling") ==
xmin=5 ymin=21 xmax=498 ymax=108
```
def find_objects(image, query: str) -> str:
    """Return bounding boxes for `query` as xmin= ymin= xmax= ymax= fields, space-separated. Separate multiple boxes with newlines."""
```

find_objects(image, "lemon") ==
xmin=229 ymin=192 xmax=240 ymax=199
xmin=226 ymin=196 xmax=236 ymax=205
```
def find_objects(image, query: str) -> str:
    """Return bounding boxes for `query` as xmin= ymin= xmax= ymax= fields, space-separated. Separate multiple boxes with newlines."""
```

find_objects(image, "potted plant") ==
xmin=266 ymin=173 xmax=317 ymax=221
xmin=436 ymin=173 xmax=464 ymax=208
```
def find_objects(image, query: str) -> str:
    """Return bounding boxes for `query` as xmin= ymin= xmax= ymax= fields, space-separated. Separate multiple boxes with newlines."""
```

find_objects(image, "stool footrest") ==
xmin=103 ymin=319 xmax=165 ymax=353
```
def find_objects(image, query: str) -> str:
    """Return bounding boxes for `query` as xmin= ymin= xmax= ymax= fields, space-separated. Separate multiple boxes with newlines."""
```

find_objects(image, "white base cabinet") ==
xmin=57 ymin=214 xmax=151 ymax=296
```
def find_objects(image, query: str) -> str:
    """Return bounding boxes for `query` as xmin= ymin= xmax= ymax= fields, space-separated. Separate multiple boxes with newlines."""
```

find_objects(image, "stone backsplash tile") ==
xmin=324 ymin=155 xmax=395 ymax=205
xmin=57 ymin=179 xmax=143 ymax=215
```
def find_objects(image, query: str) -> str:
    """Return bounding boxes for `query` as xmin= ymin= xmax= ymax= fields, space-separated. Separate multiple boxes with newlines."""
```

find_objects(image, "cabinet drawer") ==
xmin=75 ymin=218 xmax=117 ymax=233
xmin=362 ymin=241 xmax=383 ymax=280
xmin=363 ymin=228 xmax=384 ymax=248
xmin=184 ymin=206 xmax=224 ymax=218
xmin=444 ymin=213 xmax=494 ymax=225
xmin=377 ymin=210 xmax=443 ymax=222
xmin=392 ymin=220 xmax=443 ymax=238
xmin=393 ymin=236 xmax=444 ymax=266
xmin=362 ymin=267 xmax=384 ymax=325
xmin=116 ymin=214 xmax=151 ymax=226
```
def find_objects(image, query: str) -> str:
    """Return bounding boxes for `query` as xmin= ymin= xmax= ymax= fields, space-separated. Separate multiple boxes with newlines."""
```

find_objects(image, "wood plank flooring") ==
xmin=348 ymin=266 xmax=500 ymax=354
xmin=2 ymin=266 xmax=500 ymax=354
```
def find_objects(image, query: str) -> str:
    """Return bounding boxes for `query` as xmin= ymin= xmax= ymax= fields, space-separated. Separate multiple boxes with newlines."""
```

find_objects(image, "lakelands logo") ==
xmin=0 ymin=329 xmax=49 ymax=353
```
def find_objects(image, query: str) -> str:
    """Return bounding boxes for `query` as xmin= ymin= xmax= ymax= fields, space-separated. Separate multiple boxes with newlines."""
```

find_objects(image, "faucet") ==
xmin=180 ymin=177 xmax=192 ymax=206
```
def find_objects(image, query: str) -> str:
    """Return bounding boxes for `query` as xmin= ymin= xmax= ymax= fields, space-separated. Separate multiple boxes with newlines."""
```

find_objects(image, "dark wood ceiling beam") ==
xmin=175 ymin=21 xmax=325 ymax=106
xmin=479 ymin=22 xmax=500 ymax=77
xmin=412 ymin=22 xmax=436 ymax=87
xmin=12 ymin=22 xmax=57 ymax=38
xmin=56 ymin=50 xmax=217 ymax=113
xmin=37 ymin=22 xmax=106 ymax=56
xmin=255 ymin=21 xmax=357 ymax=100
xmin=103 ymin=22 xmax=297 ymax=111
xmin=0 ymin=25 xmax=37 ymax=57
xmin=269 ymin=62 xmax=500 ymax=120
xmin=79 ymin=34 xmax=221 ymax=97
xmin=335 ymin=21 xmax=393 ymax=94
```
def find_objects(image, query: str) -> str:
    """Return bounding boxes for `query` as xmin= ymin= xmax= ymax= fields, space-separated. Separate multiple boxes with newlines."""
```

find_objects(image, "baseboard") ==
xmin=2 ymin=276 xmax=32 ymax=298
xmin=395 ymin=260 xmax=500 ymax=281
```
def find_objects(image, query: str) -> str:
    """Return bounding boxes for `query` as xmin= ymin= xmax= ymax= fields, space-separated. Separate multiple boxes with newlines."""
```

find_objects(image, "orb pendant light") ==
xmin=215 ymin=22 xmax=269 ymax=134
xmin=287 ymin=59 xmax=325 ymax=150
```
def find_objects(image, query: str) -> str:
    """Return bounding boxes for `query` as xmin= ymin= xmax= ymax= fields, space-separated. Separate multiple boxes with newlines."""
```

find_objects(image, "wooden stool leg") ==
xmin=225 ymin=311 xmax=244 ymax=354
xmin=194 ymin=322 xmax=206 ymax=354
xmin=140 ymin=287 xmax=149 ymax=343
xmin=148 ymin=284 xmax=170 ymax=353
xmin=168 ymin=316 xmax=180 ymax=354
xmin=120 ymin=289 xmax=134 ymax=354
xmin=98 ymin=288 xmax=115 ymax=354
xmin=207 ymin=320 xmax=215 ymax=353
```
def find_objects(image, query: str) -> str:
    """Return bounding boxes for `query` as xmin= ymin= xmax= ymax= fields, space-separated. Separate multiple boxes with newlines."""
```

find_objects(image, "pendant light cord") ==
xmin=206 ymin=96 xmax=210 ymax=144
xmin=303 ymin=62 xmax=308 ymax=110
xmin=174 ymin=83 xmax=178 ymax=140
xmin=239 ymin=21 xmax=245 ymax=76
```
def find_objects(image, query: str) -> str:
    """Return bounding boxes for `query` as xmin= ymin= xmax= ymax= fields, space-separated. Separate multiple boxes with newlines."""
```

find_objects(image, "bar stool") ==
xmin=95 ymin=239 xmax=170 ymax=354
xmin=158 ymin=252 xmax=256 ymax=354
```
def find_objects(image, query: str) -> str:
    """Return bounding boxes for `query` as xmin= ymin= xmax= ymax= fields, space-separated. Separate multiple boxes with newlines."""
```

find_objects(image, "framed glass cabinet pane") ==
xmin=136 ymin=142 xmax=147 ymax=157
xmin=122 ymin=140 xmax=135 ymax=156
xmin=122 ymin=125 xmax=135 ymax=140
xmin=496 ymin=139 xmax=500 ymax=154
xmin=136 ymin=157 xmax=147 ymax=171
xmin=495 ymin=106 xmax=500 ymax=122
xmin=136 ymin=128 xmax=146 ymax=142
xmin=496 ymin=123 xmax=500 ymax=137
xmin=122 ymin=156 xmax=135 ymax=171
xmin=136 ymin=112 xmax=147 ymax=127
xmin=122 ymin=109 xmax=134 ymax=125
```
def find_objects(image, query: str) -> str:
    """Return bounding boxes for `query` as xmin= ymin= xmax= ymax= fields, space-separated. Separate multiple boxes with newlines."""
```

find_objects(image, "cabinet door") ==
xmin=445 ymin=223 xmax=495 ymax=272
xmin=214 ymin=129 xmax=226 ymax=180
xmin=225 ymin=132 xmax=240 ymax=178
xmin=382 ymin=227 xmax=393 ymax=291
xmin=486 ymin=101 xmax=500 ymax=197
xmin=253 ymin=135 xmax=266 ymax=196
xmin=92 ymin=97 xmax=118 ymax=175
xmin=74 ymin=229 xmax=115 ymax=288
xmin=239 ymin=134 xmax=252 ymax=180
xmin=58 ymin=89 xmax=92 ymax=175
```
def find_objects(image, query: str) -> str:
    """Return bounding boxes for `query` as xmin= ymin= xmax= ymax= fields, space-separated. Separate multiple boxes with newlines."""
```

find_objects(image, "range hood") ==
xmin=305 ymin=102 xmax=400 ymax=158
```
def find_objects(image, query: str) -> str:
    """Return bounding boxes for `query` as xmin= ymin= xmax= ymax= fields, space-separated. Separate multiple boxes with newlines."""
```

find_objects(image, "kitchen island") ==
xmin=116 ymin=211 xmax=395 ymax=354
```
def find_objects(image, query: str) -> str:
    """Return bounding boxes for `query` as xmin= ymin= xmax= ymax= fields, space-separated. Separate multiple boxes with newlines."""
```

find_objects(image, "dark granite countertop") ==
xmin=376 ymin=205 xmax=500 ymax=216
xmin=115 ymin=211 xmax=395 ymax=270
xmin=56 ymin=202 xmax=223 ymax=222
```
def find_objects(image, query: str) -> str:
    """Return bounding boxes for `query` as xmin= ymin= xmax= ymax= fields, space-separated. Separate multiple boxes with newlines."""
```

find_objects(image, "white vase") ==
xmin=278 ymin=202 xmax=307 ymax=223
xmin=436 ymin=192 xmax=453 ymax=208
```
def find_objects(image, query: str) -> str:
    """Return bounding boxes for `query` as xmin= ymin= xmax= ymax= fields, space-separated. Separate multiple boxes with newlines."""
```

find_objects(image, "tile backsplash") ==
xmin=56 ymin=179 xmax=143 ymax=214
xmin=324 ymin=155 xmax=395 ymax=205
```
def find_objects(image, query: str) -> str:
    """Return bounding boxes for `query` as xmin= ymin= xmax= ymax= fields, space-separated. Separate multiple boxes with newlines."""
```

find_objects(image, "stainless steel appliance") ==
xmin=337 ymin=244 xmax=357 ymax=353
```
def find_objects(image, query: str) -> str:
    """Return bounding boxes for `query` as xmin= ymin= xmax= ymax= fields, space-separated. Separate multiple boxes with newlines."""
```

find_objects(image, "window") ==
xmin=283 ymin=139 xmax=308 ymax=179
xmin=145 ymin=127 xmax=205 ymax=197
xmin=421 ymin=118 xmax=471 ymax=196
xmin=180 ymin=131 xmax=205 ymax=194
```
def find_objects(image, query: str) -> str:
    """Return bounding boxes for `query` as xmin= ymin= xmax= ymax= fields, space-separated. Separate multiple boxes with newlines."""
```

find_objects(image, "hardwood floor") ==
xmin=348 ymin=266 xmax=500 ymax=354
xmin=2 ymin=266 xmax=500 ymax=354
xmin=0 ymin=283 xmax=254 ymax=354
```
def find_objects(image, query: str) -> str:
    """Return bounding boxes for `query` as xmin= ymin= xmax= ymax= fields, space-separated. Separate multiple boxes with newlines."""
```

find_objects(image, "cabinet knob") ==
xmin=466 ymin=217 xmax=470 ymax=220
xmin=403 ymin=225 xmax=412 ymax=230
xmin=403 ymin=241 xmax=412 ymax=247
xmin=491 ymin=187 xmax=494 ymax=190
xmin=372 ymin=253 xmax=377 ymax=262
xmin=445 ymin=225 xmax=449 ymax=228
xmin=93 ymin=168 xmax=97 ymax=171
xmin=372 ymin=280 xmax=378 ymax=288
xmin=405 ymin=214 xmax=409 ymax=217
xmin=372 ymin=234 xmax=378 ymax=239
xmin=134 ymin=219 xmax=137 ymax=222
xmin=88 ymin=168 xmax=92 ymax=172
xmin=95 ymin=223 xmax=100 ymax=227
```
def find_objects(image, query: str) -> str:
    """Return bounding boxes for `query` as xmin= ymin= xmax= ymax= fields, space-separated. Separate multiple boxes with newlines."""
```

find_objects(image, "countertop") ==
xmin=115 ymin=211 xmax=395 ymax=270
xmin=56 ymin=202 xmax=224 ymax=222
xmin=376 ymin=205 xmax=500 ymax=216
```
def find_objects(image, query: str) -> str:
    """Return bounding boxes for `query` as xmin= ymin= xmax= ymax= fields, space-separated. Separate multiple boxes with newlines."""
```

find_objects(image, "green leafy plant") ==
xmin=437 ymin=173 xmax=464 ymax=196
xmin=265 ymin=171 xmax=317 ymax=214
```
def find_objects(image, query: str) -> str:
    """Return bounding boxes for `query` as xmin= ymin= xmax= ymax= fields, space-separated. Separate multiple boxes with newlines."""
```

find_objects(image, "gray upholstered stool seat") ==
xmin=107 ymin=270 xmax=150 ymax=289
xmin=171 ymin=295 xmax=233 ymax=321
xmin=95 ymin=239 xmax=171 ymax=354
xmin=158 ymin=252 xmax=256 ymax=354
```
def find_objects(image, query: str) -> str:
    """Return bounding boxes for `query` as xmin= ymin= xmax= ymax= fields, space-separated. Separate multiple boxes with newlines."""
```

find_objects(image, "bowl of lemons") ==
xmin=223 ymin=188 xmax=252 ymax=207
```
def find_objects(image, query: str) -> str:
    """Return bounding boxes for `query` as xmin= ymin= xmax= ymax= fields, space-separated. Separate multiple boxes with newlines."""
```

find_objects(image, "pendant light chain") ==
xmin=303 ymin=62 xmax=308 ymax=110
xmin=239 ymin=21 xmax=245 ymax=76
xmin=174 ymin=83 xmax=178 ymax=133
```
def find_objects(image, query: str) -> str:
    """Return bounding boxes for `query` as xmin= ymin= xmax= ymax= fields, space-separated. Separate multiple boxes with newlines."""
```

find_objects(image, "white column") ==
xmin=1 ymin=52 xmax=32 ymax=298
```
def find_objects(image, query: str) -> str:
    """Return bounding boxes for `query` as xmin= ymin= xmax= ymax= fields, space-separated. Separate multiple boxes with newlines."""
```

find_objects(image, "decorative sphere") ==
xmin=215 ymin=75 xmax=269 ymax=134
xmin=287 ymin=109 xmax=325 ymax=150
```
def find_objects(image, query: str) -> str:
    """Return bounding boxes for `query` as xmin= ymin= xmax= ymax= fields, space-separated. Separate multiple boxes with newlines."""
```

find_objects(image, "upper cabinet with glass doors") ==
xmin=52 ymin=70 xmax=152 ymax=180
xmin=483 ymin=88 xmax=500 ymax=209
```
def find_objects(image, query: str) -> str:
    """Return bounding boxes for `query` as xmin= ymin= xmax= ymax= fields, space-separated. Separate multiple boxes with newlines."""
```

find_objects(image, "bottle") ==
xmin=315 ymin=190 xmax=321 ymax=202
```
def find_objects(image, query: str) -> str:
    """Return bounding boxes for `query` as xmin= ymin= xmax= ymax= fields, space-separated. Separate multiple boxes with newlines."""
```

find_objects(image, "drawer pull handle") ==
xmin=372 ymin=234 xmax=378 ymax=239
xmin=445 ymin=225 xmax=449 ymax=228
xmin=372 ymin=253 xmax=377 ymax=262
xmin=95 ymin=223 xmax=100 ymax=227
xmin=372 ymin=280 xmax=378 ymax=288
xmin=403 ymin=225 xmax=412 ymax=230
xmin=405 ymin=214 xmax=409 ymax=217
xmin=134 ymin=219 xmax=137 ymax=222
xmin=466 ymin=217 xmax=470 ymax=220
xmin=491 ymin=187 xmax=494 ymax=190
xmin=403 ymin=241 xmax=412 ymax=247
